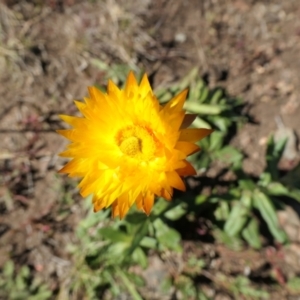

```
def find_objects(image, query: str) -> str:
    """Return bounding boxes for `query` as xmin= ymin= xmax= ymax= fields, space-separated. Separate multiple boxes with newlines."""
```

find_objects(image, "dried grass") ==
xmin=0 ymin=0 xmax=153 ymax=105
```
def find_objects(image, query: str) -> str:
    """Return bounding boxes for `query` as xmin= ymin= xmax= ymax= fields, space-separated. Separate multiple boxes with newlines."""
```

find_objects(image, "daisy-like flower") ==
xmin=58 ymin=72 xmax=212 ymax=218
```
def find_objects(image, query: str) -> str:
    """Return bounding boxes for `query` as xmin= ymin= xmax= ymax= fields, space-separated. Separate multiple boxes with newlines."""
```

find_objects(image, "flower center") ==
xmin=119 ymin=136 xmax=141 ymax=157
xmin=116 ymin=125 xmax=161 ymax=161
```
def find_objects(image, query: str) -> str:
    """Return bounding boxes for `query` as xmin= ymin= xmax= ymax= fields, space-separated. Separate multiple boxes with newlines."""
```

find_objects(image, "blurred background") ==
xmin=1 ymin=0 xmax=300 ymax=299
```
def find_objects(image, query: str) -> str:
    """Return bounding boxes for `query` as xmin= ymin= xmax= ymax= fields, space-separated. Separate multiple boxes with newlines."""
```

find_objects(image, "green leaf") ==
xmin=105 ymin=242 xmax=129 ymax=261
xmin=175 ymin=275 xmax=197 ymax=298
xmin=241 ymin=190 xmax=252 ymax=208
xmin=190 ymin=79 xmax=205 ymax=101
xmin=253 ymin=190 xmax=287 ymax=243
xmin=126 ymin=272 xmax=145 ymax=288
xmin=98 ymin=227 xmax=132 ymax=243
xmin=178 ymin=67 xmax=199 ymax=90
xmin=153 ymin=219 xmax=181 ymax=251
xmin=90 ymin=59 xmax=135 ymax=85
xmin=126 ymin=219 xmax=149 ymax=255
xmin=16 ymin=273 xmax=26 ymax=291
xmin=265 ymin=135 xmax=287 ymax=180
xmin=184 ymin=102 xmax=224 ymax=115
xmin=238 ymin=179 xmax=256 ymax=190
xmin=3 ymin=261 xmax=14 ymax=278
xmin=289 ymin=189 xmax=300 ymax=202
xmin=102 ymin=270 xmax=120 ymax=295
xmin=20 ymin=266 xmax=30 ymax=278
xmin=214 ymin=146 xmax=243 ymax=168
xmin=115 ymin=267 xmax=143 ymax=300
xmin=259 ymin=172 xmax=272 ymax=187
xmin=195 ymin=194 xmax=208 ymax=205
xmin=230 ymin=276 xmax=269 ymax=298
xmin=79 ymin=206 xmax=109 ymax=230
xmin=280 ymin=163 xmax=300 ymax=189
xmin=214 ymin=201 xmax=230 ymax=221
xmin=224 ymin=201 xmax=250 ymax=237
xmin=152 ymin=198 xmax=169 ymax=215
xmin=208 ymin=131 xmax=224 ymax=152
xmin=157 ymin=90 xmax=173 ymax=103
xmin=195 ymin=153 xmax=211 ymax=169
xmin=126 ymin=212 xmax=148 ymax=224
xmin=164 ymin=203 xmax=187 ymax=220
xmin=273 ymin=176 xmax=300 ymax=202
xmin=199 ymin=86 xmax=209 ymax=103
xmin=213 ymin=117 xmax=231 ymax=132
xmin=266 ymin=182 xmax=290 ymax=196
xmin=224 ymin=191 xmax=252 ymax=237
xmin=192 ymin=117 xmax=212 ymax=129
xmin=140 ymin=236 xmax=157 ymax=249
xmin=132 ymin=247 xmax=148 ymax=269
xmin=210 ymin=89 xmax=223 ymax=104
xmin=213 ymin=228 xmax=243 ymax=251
xmin=31 ymin=290 xmax=52 ymax=300
xmin=242 ymin=218 xmax=262 ymax=249
xmin=287 ymin=277 xmax=300 ymax=292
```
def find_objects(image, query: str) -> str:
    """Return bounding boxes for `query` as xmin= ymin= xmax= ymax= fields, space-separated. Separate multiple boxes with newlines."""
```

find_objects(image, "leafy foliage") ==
xmin=225 ymin=275 xmax=269 ymax=299
xmin=157 ymin=68 xmax=246 ymax=170
xmin=195 ymin=136 xmax=296 ymax=248
xmin=59 ymin=67 xmax=300 ymax=298
xmin=66 ymin=196 xmax=188 ymax=298
xmin=5 ymin=67 xmax=300 ymax=299
xmin=0 ymin=261 xmax=52 ymax=300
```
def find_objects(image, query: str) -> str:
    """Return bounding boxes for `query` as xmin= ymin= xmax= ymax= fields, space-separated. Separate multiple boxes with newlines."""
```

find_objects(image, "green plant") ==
xmin=197 ymin=134 xmax=300 ymax=250
xmin=0 ymin=261 xmax=52 ymax=300
xmin=65 ymin=66 xmax=300 ymax=298
xmin=224 ymin=275 xmax=269 ymax=299
xmin=287 ymin=276 xmax=300 ymax=293
xmin=66 ymin=195 xmax=190 ymax=299
xmin=155 ymin=69 xmax=298 ymax=248
xmin=156 ymin=67 xmax=246 ymax=170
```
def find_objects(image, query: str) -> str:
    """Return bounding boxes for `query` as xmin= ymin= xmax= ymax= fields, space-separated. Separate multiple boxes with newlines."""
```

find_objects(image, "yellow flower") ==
xmin=58 ymin=72 xmax=212 ymax=218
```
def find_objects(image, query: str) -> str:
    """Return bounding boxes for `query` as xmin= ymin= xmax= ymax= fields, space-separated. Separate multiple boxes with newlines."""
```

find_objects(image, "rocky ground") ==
xmin=1 ymin=0 xmax=300 ymax=299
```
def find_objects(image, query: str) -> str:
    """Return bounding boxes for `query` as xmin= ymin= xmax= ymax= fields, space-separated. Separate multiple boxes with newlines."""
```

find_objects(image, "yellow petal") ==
xmin=74 ymin=100 xmax=86 ymax=113
xmin=162 ymin=89 xmax=188 ymax=113
xmin=112 ymin=200 xmax=120 ymax=217
xmin=57 ymin=71 xmax=213 ymax=218
xmin=165 ymin=111 xmax=186 ymax=131
xmin=104 ymin=184 xmax=128 ymax=208
xmin=179 ymin=128 xmax=213 ymax=143
xmin=125 ymin=71 xmax=138 ymax=94
xmin=139 ymin=73 xmax=152 ymax=97
xmin=79 ymin=169 xmax=112 ymax=198
xmin=88 ymin=86 xmax=106 ymax=103
xmin=107 ymin=79 xmax=121 ymax=96
xmin=56 ymin=129 xmax=74 ymax=140
xmin=180 ymin=114 xmax=198 ymax=129
xmin=93 ymin=197 xmax=106 ymax=212
xmin=118 ymin=193 xmax=131 ymax=219
xmin=143 ymin=191 xmax=154 ymax=215
xmin=59 ymin=115 xmax=84 ymax=127
xmin=172 ymin=160 xmax=188 ymax=170
xmin=160 ymin=188 xmax=173 ymax=201
xmin=175 ymin=141 xmax=200 ymax=156
xmin=135 ymin=193 xmax=144 ymax=211
xmin=166 ymin=171 xmax=186 ymax=191
xmin=58 ymin=158 xmax=84 ymax=174
xmin=176 ymin=160 xmax=197 ymax=176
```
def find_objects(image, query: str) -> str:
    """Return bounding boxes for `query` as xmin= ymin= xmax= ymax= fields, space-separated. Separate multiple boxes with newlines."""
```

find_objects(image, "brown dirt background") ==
xmin=1 ymin=0 xmax=300 ymax=299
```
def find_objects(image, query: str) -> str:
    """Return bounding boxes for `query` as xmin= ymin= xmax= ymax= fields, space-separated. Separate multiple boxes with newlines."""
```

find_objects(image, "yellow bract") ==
xmin=57 ymin=71 xmax=212 ymax=219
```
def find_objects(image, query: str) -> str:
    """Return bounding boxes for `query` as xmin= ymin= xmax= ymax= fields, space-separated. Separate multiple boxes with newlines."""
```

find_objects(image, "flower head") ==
xmin=58 ymin=72 xmax=212 ymax=218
